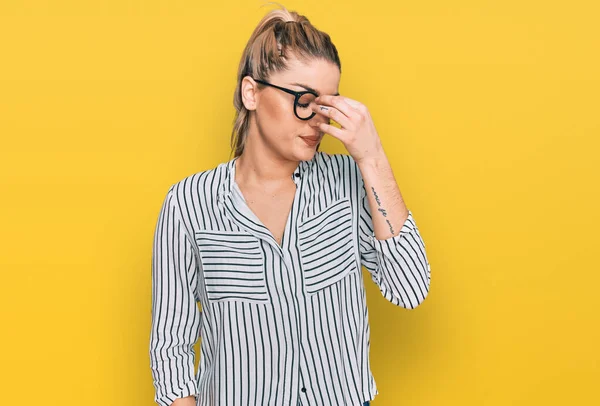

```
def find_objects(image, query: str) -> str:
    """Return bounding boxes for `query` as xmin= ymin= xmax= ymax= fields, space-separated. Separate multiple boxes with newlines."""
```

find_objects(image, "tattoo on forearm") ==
xmin=370 ymin=186 xmax=395 ymax=235
xmin=372 ymin=187 xmax=382 ymax=206
xmin=386 ymin=220 xmax=395 ymax=235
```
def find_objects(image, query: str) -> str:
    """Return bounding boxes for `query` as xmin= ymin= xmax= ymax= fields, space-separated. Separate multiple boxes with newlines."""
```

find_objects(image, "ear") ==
xmin=241 ymin=76 xmax=259 ymax=111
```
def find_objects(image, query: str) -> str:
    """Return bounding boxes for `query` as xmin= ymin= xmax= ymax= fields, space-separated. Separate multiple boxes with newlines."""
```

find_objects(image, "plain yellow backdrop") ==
xmin=1 ymin=0 xmax=598 ymax=405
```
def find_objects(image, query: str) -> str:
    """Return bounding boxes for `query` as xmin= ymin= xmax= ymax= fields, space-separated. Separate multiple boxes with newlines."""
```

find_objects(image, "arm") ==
xmin=149 ymin=186 xmax=202 ymax=406
xmin=355 ymin=152 xmax=431 ymax=309
xmin=307 ymin=93 xmax=431 ymax=308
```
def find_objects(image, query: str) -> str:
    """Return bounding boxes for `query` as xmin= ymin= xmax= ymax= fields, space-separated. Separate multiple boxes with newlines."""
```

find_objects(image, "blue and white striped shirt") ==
xmin=149 ymin=151 xmax=431 ymax=406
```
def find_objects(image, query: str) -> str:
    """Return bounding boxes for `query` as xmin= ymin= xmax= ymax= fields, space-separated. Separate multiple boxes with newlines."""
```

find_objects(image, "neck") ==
xmin=235 ymin=134 xmax=300 ymax=189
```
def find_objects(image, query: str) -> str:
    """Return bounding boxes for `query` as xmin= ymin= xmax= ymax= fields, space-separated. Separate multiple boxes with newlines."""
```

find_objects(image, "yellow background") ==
xmin=1 ymin=0 xmax=598 ymax=405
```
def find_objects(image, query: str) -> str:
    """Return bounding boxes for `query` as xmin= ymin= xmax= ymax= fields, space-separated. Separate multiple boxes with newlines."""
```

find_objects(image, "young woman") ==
xmin=150 ymin=4 xmax=431 ymax=406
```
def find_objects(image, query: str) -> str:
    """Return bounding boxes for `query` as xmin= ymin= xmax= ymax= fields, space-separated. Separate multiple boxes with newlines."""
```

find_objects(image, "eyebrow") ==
xmin=292 ymin=82 xmax=340 ymax=97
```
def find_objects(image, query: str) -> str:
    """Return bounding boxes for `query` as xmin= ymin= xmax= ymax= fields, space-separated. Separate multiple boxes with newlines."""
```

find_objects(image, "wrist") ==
xmin=356 ymin=150 xmax=387 ymax=169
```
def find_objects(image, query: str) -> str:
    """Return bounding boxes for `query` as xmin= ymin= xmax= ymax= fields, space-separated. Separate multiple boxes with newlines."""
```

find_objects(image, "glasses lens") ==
xmin=295 ymin=93 xmax=317 ymax=119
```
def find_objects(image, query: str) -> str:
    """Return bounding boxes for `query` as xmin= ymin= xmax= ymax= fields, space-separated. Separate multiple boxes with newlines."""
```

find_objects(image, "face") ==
xmin=241 ymin=55 xmax=341 ymax=161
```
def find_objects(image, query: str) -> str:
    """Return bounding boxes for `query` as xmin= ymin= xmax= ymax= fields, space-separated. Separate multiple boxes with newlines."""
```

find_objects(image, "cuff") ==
xmin=156 ymin=378 xmax=198 ymax=406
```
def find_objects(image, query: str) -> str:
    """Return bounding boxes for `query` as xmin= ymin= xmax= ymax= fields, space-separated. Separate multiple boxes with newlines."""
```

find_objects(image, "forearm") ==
xmin=171 ymin=396 xmax=196 ymax=406
xmin=357 ymin=151 xmax=409 ymax=240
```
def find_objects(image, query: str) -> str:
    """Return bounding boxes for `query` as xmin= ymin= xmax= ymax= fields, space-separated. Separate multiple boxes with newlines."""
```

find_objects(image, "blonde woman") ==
xmin=149 ymin=3 xmax=431 ymax=406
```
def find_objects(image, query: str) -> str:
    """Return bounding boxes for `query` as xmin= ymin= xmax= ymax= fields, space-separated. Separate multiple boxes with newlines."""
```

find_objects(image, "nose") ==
xmin=308 ymin=103 xmax=330 ymax=126
xmin=307 ymin=116 xmax=328 ymax=134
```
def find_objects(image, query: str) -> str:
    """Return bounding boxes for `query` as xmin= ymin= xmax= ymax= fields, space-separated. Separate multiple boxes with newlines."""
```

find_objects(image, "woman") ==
xmin=150 ymin=3 xmax=431 ymax=406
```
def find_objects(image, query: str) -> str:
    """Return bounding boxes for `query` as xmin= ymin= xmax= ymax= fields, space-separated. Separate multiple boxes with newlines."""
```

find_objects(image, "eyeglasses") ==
xmin=252 ymin=78 xmax=318 ymax=121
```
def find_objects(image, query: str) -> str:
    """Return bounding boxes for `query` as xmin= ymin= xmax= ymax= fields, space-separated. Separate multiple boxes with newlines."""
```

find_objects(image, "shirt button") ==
xmin=294 ymin=172 xmax=300 ymax=178
xmin=301 ymin=387 xmax=307 ymax=393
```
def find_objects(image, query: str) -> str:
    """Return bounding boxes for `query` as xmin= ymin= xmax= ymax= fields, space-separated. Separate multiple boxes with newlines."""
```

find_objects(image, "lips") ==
xmin=300 ymin=134 xmax=321 ymax=142
xmin=300 ymin=137 xmax=320 ymax=147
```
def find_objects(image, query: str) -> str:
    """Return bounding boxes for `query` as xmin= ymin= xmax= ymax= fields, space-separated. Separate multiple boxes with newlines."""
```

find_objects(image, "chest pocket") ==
xmin=195 ymin=230 xmax=269 ymax=304
xmin=298 ymin=197 xmax=359 ymax=294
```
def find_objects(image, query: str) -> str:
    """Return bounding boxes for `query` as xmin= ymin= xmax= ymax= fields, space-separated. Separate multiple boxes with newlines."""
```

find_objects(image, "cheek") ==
xmin=260 ymin=96 xmax=296 ymax=133
xmin=270 ymin=97 xmax=292 ymax=121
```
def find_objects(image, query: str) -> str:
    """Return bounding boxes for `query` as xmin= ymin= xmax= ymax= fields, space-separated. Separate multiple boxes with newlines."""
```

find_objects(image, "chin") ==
xmin=296 ymin=143 xmax=320 ymax=160
xmin=296 ymin=135 xmax=320 ymax=151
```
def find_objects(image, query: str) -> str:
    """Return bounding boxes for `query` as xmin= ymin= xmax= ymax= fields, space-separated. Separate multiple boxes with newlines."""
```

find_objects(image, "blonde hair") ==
xmin=230 ymin=2 xmax=342 ymax=158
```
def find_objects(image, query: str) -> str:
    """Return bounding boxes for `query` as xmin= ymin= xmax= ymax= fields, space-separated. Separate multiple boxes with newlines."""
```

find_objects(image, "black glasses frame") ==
xmin=252 ymin=78 xmax=318 ymax=121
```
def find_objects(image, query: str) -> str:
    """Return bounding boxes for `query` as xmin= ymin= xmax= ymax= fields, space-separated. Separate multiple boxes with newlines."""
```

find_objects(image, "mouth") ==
xmin=300 ymin=136 xmax=320 ymax=142
xmin=299 ymin=133 xmax=322 ymax=142
xmin=300 ymin=135 xmax=321 ymax=147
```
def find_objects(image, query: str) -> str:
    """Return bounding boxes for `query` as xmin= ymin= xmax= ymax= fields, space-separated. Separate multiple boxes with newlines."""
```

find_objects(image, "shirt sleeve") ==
xmin=357 ymin=172 xmax=431 ymax=309
xmin=149 ymin=186 xmax=202 ymax=406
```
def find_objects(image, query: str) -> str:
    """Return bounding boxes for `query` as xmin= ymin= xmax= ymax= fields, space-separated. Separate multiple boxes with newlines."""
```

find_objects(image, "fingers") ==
xmin=316 ymin=95 xmax=362 ymax=113
xmin=310 ymin=102 xmax=353 ymax=129
xmin=316 ymin=121 xmax=345 ymax=141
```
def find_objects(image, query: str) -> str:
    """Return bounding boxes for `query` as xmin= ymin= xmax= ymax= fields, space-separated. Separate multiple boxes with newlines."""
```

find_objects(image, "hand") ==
xmin=310 ymin=95 xmax=384 ymax=164
xmin=171 ymin=396 xmax=196 ymax=406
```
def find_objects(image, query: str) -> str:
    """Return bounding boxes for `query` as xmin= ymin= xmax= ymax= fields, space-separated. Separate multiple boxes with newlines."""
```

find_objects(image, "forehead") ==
xmin=272 ymin=57 xmax=340 ymax=96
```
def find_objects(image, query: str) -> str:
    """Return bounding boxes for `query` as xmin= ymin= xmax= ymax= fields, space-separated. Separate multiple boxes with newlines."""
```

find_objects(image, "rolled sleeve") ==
xmin=149 ymin=186 xmax=202 ymax=406
xmin=155 ymin=379 xmax=198 ymax=406
xmin=358 ymin=178 xmax=431 ymax=309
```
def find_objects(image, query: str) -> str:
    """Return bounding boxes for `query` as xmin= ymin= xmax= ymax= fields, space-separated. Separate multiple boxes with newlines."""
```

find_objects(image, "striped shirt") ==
xmin=149 ymin=151 xmax=431 ymax=406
